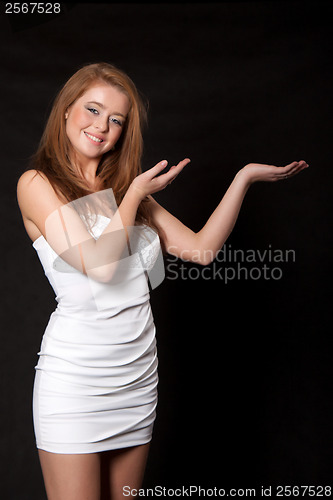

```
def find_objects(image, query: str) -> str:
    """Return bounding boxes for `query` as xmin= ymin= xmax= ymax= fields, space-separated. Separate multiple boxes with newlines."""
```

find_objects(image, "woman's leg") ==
xmin=100 ymin=443 xmax=150 ymax=500
xmin=38 ymin=449 xmax=101 ymax=500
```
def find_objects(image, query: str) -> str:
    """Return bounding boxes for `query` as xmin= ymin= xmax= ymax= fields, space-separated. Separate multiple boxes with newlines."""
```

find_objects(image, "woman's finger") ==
xmin=281 ymin=160 xmax=307 ymax=173
xmin=280 ymin=161 xmax=299 ymax=173
xmin=165 ymin=158 xmax=191 ymax=179
xmin=155 ymin=158 xmax=191 ymax=186
xmin=278 ymin=160 xmax=309 ymax=180
xmin=145 ymin=160 xmax=169 ymax=179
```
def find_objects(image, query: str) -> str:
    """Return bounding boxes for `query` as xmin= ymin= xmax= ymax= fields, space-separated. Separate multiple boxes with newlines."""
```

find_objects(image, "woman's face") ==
xmin=65 ymin=82 xmax=130 ymax=164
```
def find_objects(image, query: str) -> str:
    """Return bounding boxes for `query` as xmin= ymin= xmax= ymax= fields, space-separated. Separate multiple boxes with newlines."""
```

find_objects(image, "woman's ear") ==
xmin=65 ymin=111 xmax=69 ymax=120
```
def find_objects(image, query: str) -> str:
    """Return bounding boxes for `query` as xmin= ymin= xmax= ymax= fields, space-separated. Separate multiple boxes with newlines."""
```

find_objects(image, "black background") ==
xmin=0 ymin=1 xmax=332 ymax=498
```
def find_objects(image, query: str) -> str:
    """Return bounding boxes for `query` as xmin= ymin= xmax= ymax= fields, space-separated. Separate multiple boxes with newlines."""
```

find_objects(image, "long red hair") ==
xmin=29 ymin=62 xmax=155 ymax=229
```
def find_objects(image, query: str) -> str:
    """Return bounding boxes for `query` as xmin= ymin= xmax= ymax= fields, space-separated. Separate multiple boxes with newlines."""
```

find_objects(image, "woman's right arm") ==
xmin=17 ymin=159 xmax=189 ymax=282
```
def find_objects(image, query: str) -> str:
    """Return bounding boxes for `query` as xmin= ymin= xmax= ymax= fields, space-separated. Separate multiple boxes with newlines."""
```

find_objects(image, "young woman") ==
xmin=17 ymin=62 xmax=308 ymax=500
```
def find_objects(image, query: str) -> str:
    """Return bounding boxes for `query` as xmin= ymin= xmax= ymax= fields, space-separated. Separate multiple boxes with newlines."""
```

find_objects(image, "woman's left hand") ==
xmin=241 ymin=160 xmax=309 ymax=184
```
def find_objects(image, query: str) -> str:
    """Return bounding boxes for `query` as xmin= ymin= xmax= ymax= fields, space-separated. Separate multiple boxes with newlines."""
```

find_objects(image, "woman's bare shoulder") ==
xmin=17 ymin=169 xmax=63 ymax=221
xmin=17 ymin=169 xmax=50 ymax=192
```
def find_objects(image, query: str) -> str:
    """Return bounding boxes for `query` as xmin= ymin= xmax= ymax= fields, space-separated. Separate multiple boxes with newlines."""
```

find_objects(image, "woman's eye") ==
xmin=110 ymin=117 xmax=122 ymax=126
xmin=87 ymin=107 xmax=98 ymax=114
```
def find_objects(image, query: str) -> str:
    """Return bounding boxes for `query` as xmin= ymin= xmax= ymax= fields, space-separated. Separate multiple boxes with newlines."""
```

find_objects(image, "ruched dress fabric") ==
xmin=32 ymin=214 xmax=162 ymax=454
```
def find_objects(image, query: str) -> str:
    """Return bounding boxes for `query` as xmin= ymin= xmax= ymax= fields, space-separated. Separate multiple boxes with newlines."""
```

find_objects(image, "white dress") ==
xmin=31 ymin=212 xmax=163 ymax=454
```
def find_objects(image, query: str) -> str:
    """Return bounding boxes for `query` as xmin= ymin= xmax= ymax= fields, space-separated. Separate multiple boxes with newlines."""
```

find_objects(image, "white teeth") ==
xmin=85 ymin=132 xmax=103 ymax=143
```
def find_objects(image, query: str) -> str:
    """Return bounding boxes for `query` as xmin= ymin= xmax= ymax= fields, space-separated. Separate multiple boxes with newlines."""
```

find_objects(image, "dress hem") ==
xmin=36 ymin=437 xmax=152 ymax=455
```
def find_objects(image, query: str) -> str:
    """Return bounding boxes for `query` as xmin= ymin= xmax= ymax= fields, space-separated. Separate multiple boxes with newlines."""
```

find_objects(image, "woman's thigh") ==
xmin=38 ymin=449 xmax=101 ymax=500
xmin=100 ymin=443 xmax=150 ymax=500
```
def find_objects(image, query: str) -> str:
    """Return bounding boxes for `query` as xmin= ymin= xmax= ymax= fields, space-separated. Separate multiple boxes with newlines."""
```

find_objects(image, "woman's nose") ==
xmin=94 ymin=116 xmax=109 ymax=131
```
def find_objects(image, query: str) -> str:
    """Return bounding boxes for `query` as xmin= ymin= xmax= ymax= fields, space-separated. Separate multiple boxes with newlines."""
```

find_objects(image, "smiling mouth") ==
xmin=84 ymin=132 xmax=104 ymax=143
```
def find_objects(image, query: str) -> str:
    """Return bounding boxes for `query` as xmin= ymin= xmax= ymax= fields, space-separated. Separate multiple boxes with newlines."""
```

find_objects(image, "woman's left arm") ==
xmin=149 ymin=160 xmax=309 ymax=265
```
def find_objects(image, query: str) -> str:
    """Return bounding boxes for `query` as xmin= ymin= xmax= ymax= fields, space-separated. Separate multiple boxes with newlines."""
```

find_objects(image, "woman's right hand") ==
xmin=130 ymin=158 xmax=191 ymax=200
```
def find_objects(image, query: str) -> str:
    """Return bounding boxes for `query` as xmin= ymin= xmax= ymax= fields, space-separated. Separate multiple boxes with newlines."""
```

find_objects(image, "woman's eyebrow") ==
xmin=87 ymin=101 xmax=127 ymax=118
